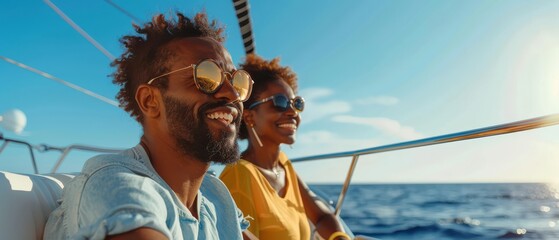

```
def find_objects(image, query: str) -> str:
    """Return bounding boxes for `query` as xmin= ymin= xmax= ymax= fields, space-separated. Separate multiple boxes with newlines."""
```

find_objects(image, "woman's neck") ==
xmin=242 ymin=142 xmax=281 ymax=169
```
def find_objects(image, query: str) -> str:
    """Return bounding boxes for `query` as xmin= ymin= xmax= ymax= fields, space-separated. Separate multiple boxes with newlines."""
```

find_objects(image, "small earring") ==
xmin=250 ymin=124 xmax=263 ymax=147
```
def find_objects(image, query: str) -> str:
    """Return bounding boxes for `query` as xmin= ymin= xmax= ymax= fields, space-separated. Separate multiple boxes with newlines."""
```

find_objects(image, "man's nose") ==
xmin=214 ymin=76 xmax=240 ymax=103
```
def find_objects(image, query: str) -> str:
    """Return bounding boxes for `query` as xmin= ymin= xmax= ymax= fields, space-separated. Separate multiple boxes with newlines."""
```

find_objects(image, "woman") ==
xmin=220 ymin=54 xmax=350 ymax=240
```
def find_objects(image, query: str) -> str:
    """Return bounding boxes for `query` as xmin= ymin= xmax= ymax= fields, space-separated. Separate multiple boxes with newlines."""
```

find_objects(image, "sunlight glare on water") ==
xmin=516 ymin=228 xmax=527 ymax=235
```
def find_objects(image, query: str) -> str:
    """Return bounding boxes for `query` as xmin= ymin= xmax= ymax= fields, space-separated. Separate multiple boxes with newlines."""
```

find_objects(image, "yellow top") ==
xmin=220 ymin=152 xmax=310 ymax=240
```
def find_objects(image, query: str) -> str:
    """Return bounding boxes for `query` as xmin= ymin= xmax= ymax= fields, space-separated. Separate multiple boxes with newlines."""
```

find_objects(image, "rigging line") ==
xmin=43 ymin=0 xmax=116 ymax=60
xmin=104 ymin=0 xmax=142 ymax=25
xmin=0 ymin=56 xmax=119 ymax=107
xmin=232 ymin=0 xmax=255 ymax=54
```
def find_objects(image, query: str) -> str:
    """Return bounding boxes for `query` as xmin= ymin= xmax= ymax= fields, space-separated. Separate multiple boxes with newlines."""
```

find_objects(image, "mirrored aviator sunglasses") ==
xmin=248 ymin=94 xmax=305 ymax=112
xmin=147 ymin=59 xmax=253 ymax=102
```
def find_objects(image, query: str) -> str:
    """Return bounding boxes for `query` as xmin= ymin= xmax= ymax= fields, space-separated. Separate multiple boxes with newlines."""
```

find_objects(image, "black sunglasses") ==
xmin=248 ymin=94 xmax=305 ymax=112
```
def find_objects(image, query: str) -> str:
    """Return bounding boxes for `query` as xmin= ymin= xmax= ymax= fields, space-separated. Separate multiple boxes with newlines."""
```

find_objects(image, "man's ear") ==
xmin=136 ymin=85 xmax=161 ymax=119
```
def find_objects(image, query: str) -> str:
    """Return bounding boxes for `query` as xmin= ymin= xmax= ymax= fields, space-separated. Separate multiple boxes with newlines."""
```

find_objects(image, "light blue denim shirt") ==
xmin=44 ymin=144 xmax=248 ymax=240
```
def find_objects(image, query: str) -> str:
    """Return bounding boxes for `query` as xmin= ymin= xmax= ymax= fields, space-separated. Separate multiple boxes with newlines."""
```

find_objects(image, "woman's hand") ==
xmin=297 ymin=175 xmax=351 ymax=240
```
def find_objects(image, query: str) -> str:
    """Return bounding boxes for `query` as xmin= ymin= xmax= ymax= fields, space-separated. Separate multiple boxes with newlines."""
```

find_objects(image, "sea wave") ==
xmin=311 ymin=183 xmax=559 ymax=240
xmin=419 ymin=200 xmax=467 ymax=207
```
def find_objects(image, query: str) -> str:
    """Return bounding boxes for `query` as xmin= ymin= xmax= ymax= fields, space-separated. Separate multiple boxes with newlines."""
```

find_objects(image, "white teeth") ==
xmin=278 ymin=123 xmax=297 ymax=130
xmin=207 ymin=112 xmax=233 ymax=124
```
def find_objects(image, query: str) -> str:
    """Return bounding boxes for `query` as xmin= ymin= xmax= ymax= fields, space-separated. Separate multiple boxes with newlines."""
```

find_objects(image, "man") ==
xmin=44 ymin=12 xmax=253 ymax=239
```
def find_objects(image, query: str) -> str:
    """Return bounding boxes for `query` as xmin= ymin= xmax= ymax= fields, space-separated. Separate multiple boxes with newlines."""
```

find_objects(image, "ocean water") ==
xmin=310 ymin=183 xmax=559 ymax=240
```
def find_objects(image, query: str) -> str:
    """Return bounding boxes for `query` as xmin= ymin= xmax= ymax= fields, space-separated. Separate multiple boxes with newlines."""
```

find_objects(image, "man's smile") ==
xmin=205 ymin=106 xmax=240 ymax=130
xmin=207 ymin=111 xmax=234 ymax=124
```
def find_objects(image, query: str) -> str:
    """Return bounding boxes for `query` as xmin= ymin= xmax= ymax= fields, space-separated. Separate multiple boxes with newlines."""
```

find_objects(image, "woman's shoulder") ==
xmin=220 ymin=159 xmax=256 ymax=178
xmin=225 ymin=159 xmax=254 ymax=170
xmin=219 ymin=159 xmax=262 ymax=193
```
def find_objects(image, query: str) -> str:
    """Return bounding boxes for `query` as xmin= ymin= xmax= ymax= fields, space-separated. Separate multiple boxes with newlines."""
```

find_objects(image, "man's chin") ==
xmin=217 ymin=142 xmax=240 ymax=164
xmin=211 ymin=151 xmax=240 ymax=165
xmin=206 ymin=135 xmax=240 ymax=164
xmin=224 ymin=135 xmax=238 ymax=146
xmin=212 ymin=130 xmax=238 ymax=147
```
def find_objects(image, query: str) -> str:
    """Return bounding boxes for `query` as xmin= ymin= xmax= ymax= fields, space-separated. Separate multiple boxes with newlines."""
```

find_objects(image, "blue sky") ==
xmin=1 ymin=0 xmax=558 ymax=183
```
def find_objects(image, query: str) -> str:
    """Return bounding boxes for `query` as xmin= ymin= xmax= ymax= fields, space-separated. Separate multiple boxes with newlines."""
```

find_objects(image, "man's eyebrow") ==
xmin=223 ymin=61 xmax=236 ymax=71
xmin=216 ymin=61 xmax=235 ymax=72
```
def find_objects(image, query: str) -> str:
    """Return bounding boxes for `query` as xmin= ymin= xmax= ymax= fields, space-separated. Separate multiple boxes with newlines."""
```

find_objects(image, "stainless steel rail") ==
xmin=0 ymin=132 xmax=39 ymax=174
xmin=48 ymin=145 xmax=122 ymax=173
xmin=291 ymin=113 xmax=559 ymax=216
xmin=3 ymin=113 xmax=559 ymax=217
xmin=0 ymin=133 xmax=121 ymax=174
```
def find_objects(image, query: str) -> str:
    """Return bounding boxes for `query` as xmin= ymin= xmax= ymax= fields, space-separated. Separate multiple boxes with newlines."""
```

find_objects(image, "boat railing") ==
xmin=47 ymin=144 xmax=122 ymax=173
xmin=0 ymin=132 xmax=39 ymax=174
xmin=3 ymin=113 xmax=559 ymax=218
xmin=291 ymin=113 xmax=559 ymax=217
xmin=0 ymin=132 xmax=121 ymax=174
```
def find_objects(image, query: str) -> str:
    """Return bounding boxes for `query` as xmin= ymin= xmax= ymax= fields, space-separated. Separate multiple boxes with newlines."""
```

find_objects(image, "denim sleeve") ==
xmin=200 ymin=174 xmax=248 ymax=239
xmin=75 ymin=165 xmax=172 ymax=239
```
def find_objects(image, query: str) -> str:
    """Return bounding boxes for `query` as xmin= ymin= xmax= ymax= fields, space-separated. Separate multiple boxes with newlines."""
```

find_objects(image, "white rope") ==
xmin=43 ymin=0 xmax=116 ymax=60
xmin=104 ymin=0 xmax=142 ymax=25
xmin=1 ymin=56 xmax=119 ymax=107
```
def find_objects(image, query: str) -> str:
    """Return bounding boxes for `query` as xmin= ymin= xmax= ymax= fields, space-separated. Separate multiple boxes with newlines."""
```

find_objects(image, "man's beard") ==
xmin=163 ymin=95 xmax=241 ymax=164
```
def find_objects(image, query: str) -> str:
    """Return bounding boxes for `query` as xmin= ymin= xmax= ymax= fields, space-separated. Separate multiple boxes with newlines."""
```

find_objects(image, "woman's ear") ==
xmin=242 ymin=109 xmax=254 ymax=126
xmin=136 ymin=85 xmax=161 ymax=119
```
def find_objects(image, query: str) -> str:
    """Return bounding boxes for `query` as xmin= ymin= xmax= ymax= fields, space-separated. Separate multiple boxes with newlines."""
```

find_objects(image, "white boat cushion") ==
xmin=0 ymin=171 xmax=76 ymax=240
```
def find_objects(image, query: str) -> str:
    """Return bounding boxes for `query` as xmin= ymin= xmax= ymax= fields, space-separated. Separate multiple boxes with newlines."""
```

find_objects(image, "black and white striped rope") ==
xmin=232 ymin=0 xmax=255 ymax=55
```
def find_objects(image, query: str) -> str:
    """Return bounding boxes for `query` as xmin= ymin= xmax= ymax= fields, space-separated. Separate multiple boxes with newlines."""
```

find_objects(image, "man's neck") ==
xmin=140 ymin=136 xmax=209 ymax=219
